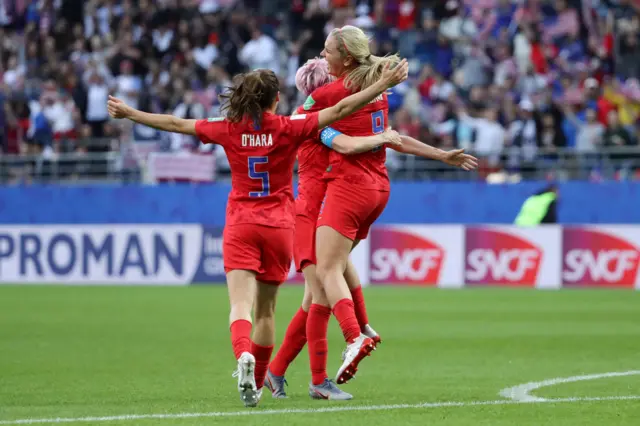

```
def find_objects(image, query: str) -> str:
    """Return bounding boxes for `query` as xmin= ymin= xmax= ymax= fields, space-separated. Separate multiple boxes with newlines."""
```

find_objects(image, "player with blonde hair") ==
xmin=265 ymin=52 xmax=478 ymax=398
xmin=303 ymin=26 xmax=477 ymax=386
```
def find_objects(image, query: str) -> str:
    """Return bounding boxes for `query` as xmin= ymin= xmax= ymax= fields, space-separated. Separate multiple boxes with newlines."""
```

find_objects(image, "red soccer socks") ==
xmin=332 ymin=298 xmax=361 ymax=343
xmin=307 ymin=304 xmax=331 ymax=385
xmin=230 ymin=319 xmax=252 ymax=359
xmin=350 ymin=286 xmax=369 ymax=331
xmin=269 ymin=307 xmax=308 ymax=377
xmin=251 ymin=341 xmax=274 ymax=390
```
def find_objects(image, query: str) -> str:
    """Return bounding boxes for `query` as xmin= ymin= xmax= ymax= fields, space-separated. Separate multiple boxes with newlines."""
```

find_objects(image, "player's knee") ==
xmin=315 ymin=262 xmax=342 ymax=285
xmin=254 ymin=298 xmax=276 ymax=321
xmin=253 ymin=314 xmax=275 ymax=332
xmin=314 ymin=263 xmax=329 ymax=285
xmin=316 ymin=252 xmax=348 ymax=283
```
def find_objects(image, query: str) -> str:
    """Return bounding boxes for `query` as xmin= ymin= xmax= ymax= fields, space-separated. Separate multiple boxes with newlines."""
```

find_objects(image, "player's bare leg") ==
xmin=265 ymin=279 xmax=312 ymax=398
xmin=344 ymin=256 xmax=381 ymax=346
xmin=315 ymin=226 xmax=375 ymax=385
xmin=305 ymin=265 xmax=352 ymax=400
xmin=301 ymin=280 xmax=312 ymax=311
xmin=227 ymin=270 xmax=259 ymax=407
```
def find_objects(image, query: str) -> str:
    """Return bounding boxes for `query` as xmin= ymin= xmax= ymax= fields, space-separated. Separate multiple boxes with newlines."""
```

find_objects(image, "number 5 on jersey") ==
xmin=248 ymin=156 xmax=270 ymax=197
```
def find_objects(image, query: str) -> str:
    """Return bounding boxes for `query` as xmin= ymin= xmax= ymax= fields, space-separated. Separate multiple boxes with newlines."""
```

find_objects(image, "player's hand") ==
xmin=107 ymin=95 xmax=134 ymax=119
xmin=380 ymin=59 xmax=409 ymax=89
xmin=442 ymin=149 xmax=479 ymax=171
xmin=382 ymin=129 xmax=402 ymax=148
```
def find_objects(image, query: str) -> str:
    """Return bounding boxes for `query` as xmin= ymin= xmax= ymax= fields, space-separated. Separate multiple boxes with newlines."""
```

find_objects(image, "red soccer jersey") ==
xmin=295 ymin=104 xmax=330 ymax=218
xmin=302 ymin=76 xmax=390 ymax=191
xmin=195 ymin=111 xmax=320 ymax=229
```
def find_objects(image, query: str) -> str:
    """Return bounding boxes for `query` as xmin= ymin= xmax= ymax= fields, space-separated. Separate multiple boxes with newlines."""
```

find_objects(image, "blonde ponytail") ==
xmin=330 ymin=25 xmax=401 ymax=91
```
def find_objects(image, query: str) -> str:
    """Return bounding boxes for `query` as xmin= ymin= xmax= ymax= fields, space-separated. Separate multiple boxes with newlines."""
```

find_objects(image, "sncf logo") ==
xmin=465 ymin=229 xmax=542 ymax=285
xmin=370 ymin=228 xmax=444 ymax=285
xmin=562 ymin=229 xmax=640 ymax=287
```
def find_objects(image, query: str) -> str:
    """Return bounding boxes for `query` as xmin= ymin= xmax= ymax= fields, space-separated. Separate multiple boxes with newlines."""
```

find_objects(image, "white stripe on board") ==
xmin=499 ymin=370 xmax=640 ymax=402
xmin=1 ymin=395 xmax=639 ymax=425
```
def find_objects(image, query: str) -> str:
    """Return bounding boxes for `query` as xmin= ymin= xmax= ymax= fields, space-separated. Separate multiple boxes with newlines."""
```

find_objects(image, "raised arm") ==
xmin=320 ymin=128 xmax=402 ymax=154
xmin=561 ymin=105 xmax=584 ymax=128
xmin=107 ymin=96 xmax=197 ymax=135
xmin=316 ymin=59 xmax=409 ymax=129
xmin=389 ymin=135 xmax=479 ymax=171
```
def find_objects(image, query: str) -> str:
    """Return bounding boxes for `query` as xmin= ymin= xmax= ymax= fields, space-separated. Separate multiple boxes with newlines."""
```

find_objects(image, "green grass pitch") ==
xmin=1 ymin=285 xmax=639 ymax=425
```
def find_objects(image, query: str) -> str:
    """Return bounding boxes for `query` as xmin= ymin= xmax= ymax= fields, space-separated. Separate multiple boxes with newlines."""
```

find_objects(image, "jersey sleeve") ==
xmin=287 ymin=112 xmax=320 ymax=142
xmin=195 ymin=117 xmax=228 ymax=145
xmin=300 ymin=86 xmax=330 ymax=113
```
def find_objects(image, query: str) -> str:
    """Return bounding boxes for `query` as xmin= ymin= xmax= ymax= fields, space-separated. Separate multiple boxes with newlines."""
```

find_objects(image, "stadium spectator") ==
xmin=457 ymin=105 xmax=506 ymax=170
xmin=3 ymin=55 xmax=25 ymax=88
xmin=114 ymin=60 xmax=142 ymax=111
xmin=170 ymin=90 xmax=206 ymax=151
xmin=603 ymin=108 xmax=636 ymax=175
xmin=42 ymin=91 xmax=78 ymax=149
xmin=238 ymin=25 xmax=280 ymax=75
xmin=539 ymin=112 xmax=567 ymax=154
xmin=85 ymin=72 xmax=111 ymax=138
xmin=296 ymin=0 xmax=331 ymax=65
xmin=0 ymin=0 xmax=639 ymax=182
xmin=507 ymin=99 xmax=540 ymax=178
xmin=571 ymin=107 xmax=606 ymax=152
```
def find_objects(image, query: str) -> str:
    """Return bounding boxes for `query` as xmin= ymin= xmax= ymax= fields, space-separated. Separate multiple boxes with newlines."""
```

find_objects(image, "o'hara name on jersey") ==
xmin=242 ymin=133 xmax=273 ymax=147
xmin=368 ymin=94 xmax=384 ymax=104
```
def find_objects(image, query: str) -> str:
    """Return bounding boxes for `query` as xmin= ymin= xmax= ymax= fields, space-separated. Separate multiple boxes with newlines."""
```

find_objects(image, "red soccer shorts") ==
xmin=294 ymin=215 xmax=317 ymax=272
xmin=294 ymin=180 xmax=326 ymax=272
xmin=316 ymin=183 xmax=390 ymax=241
xmin=223 ymin=224 xmax=294 ymax=284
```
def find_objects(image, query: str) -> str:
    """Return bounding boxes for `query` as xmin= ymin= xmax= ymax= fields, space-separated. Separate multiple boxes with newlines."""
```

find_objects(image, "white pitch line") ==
xmin=499 ymin=370 xmax=640 ymax=402
xmin=1 ymin=395 xmax=639 ymax=425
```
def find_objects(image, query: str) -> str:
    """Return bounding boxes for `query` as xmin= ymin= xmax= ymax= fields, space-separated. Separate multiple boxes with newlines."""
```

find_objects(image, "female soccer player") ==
xmin=266 ymin=58 xmax=478 ymax=400
xmin=301 ymin=26 xmax=477 ymax=385
xmin=106 ymin=61 xmax=409 ymax=407
xmin=265 ymin=58 xmax=380 ymax=401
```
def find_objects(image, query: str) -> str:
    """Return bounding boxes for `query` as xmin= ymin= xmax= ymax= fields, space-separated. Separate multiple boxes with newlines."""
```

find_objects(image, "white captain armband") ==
xmin=320 ymin=127 xmax=342 ymax=149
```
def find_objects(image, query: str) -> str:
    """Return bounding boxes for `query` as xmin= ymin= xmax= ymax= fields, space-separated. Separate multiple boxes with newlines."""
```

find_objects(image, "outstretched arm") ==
xmin=316 ymin=59 xmax=409 ymax=129
xmin=107 ymin=96 xmax=197 ymax=135
xmin=320 ymin=128 xmax=402 ymax=154
xmin=389 ymin=135 xmax=479 ymax=171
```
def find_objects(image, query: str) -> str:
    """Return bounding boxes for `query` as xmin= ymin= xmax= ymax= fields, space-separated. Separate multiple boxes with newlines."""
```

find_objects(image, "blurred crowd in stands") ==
xmin=0 ymin=0 xmax=640 ymax=182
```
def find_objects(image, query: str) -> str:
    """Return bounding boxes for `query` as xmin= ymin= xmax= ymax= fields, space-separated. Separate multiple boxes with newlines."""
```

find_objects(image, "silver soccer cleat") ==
xmin=232 ymin=352 xmax=261 ymax=407
xmin=264 ymin=368 xmax=288 ymax=399
xmin=309 ymin=378 xmax=353 ymax=400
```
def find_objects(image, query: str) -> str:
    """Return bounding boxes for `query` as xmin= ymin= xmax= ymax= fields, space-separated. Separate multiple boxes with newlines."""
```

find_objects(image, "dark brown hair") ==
xmin=219 ymin=69 xmax=280 ymax=126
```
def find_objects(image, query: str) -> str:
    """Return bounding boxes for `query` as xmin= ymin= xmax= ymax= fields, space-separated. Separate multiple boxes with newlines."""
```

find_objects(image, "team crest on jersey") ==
xmin=303 ymin=96 xmax=315 ymax=110
xmin=207 ymin=117 xmax=224 ymax=122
